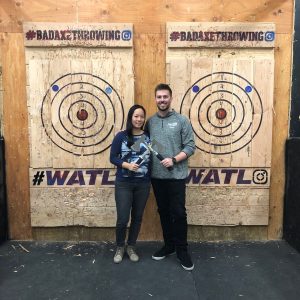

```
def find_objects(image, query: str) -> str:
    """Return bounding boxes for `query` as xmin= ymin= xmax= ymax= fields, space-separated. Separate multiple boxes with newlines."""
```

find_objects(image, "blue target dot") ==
xmin=105 ymin=87 xmax=112 ymax=94
xmin=192 ymin=85 xmax=200 ymax=93
xmin=52 ymin=85 xmax=59 ymax=92
xmin=245 ymin=85 xmax=252 ymax=93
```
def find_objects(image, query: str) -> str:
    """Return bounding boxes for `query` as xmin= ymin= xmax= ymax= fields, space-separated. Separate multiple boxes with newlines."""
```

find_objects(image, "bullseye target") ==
xmin=41 ymin=72 xmax=124 ymax=156
xmin=180 ymin=72 xmax=263 ymax=155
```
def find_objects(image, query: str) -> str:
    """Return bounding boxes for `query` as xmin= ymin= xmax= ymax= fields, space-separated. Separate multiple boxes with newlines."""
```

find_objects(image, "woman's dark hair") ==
xmin=126 ymin=104 xmax=146 ymax=147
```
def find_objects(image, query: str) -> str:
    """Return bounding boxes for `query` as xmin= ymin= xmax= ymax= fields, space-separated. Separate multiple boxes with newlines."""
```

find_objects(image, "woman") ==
xmin=110 ymin=104 xmax=151 ymax=263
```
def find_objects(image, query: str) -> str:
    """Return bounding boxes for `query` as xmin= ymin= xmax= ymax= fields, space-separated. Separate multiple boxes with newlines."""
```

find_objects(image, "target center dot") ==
xmin=77 ymin=109 xmax=88 ymax=121
xmin=216 ymin=108 xmax=227 ymax=120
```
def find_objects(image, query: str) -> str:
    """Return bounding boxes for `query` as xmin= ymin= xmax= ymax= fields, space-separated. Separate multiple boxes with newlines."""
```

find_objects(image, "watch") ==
xmin=172 ymin=157 xmax=177 ymax=164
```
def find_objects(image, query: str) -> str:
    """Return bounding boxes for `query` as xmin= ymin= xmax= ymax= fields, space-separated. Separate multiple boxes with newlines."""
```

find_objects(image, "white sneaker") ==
xmin=126 ymin=246 xmax=139 ymax=262
xmin=113 ymin=247 xmax=125 ymax=264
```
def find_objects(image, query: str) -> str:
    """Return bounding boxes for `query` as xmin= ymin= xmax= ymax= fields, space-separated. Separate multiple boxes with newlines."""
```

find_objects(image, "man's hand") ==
xmin=160 ymin=157 xmax=174 ymax=169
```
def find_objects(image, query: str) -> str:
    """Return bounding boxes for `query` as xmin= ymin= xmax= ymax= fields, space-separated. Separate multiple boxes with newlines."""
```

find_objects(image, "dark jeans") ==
xmin=151 ymin=178 xmax=188 ymax=251
xmin=115 ymin=180 xmax=150 ymax=247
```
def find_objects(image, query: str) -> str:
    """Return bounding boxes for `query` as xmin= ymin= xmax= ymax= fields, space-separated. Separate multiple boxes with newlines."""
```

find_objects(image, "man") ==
xmin=145 ymin=83 xmax=195 ymax=271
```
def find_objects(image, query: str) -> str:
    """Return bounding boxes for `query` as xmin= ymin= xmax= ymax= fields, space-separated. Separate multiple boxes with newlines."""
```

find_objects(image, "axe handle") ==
xmin=155 ymin=152 xmax=173 ymax=171
xmin=135 ymin=157 xmax=144 ymax=165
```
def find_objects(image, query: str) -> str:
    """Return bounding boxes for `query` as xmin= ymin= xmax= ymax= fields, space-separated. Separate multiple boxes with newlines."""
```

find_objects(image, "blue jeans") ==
xmin=115 ymin=180 xmax=150 ymax=247
xmin=151 ymin=178 xmax=188 ymax=251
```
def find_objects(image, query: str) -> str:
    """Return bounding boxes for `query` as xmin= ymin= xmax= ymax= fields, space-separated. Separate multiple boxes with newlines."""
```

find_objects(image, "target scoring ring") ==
xmin=180 ymin=72 xmax=263 ymax=155
xmin=41 ymin=72 xmax=124 ymax=156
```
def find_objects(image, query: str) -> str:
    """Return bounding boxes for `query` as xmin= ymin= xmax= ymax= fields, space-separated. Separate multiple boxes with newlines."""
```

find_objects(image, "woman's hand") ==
xmin=122 ymin=162 xmax=139 ymax=172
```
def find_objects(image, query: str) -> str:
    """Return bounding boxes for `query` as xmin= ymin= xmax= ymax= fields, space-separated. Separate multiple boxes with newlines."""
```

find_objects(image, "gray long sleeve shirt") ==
xmin=145 ymin=110 xmax=195 ymax=179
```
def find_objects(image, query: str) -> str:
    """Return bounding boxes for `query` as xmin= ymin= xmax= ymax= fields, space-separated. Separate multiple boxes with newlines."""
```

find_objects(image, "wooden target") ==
xmin=180 ymin=72 xmax=263 ymax=155
xmin=41 ymin=72 xmax=124 ymax=156
xmin=167 ymin=22 xmax=275 ymax=226
xmin=24 ymin=22 xmax=134 ymax=227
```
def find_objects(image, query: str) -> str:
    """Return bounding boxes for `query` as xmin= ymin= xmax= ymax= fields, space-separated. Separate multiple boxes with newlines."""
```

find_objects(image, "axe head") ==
xmin=131 ymin=135 xmax=147 ymax=152
xmin=151 ymin=139 xmax=164 ymax=153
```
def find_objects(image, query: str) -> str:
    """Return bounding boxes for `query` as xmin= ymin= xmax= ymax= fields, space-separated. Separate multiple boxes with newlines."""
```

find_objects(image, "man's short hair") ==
xmin=155 ymin=83 xmax=172 ymax=97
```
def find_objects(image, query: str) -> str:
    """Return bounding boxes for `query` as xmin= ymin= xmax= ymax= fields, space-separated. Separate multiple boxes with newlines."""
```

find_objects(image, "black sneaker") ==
xmin=152 ymin=245 xmax=176 ymax=260
xmin=177 ymin=251 xmax=194 ymax=271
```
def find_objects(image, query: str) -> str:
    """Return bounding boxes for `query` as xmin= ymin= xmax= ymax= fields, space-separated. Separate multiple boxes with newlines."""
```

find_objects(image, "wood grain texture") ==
xmin=23 ymin=22 xmax=133 ymax=47
xmin=167 ymin=22 xmax=276 ymax=48
xmin=1 ymin=32 xmax=31 ymax=239
xmin=26 ymin=44 xmax=134 ymax=227
xmin=0 ymin=1 xmax=293 ymax=34
xmin=268 ymin=33 xmax=292 ymax=240
xmin=134 ymin=33 xmax=165 ymax=240
xmin=0 ymin=0 xmax=294 ymax=240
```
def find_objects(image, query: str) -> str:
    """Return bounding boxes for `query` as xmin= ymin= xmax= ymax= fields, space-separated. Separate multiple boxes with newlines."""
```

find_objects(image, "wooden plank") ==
xmin=0 ymin=0 xmax=17 ymax=33
xmin=191 ymin=58 xmax=211 ymax=167
xmin=168 ymin=56 xmax=214 ymax=167
xmin=186 ymin=167 xmax=270 ymax=187
xmin=26 ymin=42 xmax=134 ymax=227
xmin=167 ymin=30 xmax=274 ymax=227
xmin=28 ymin=58 xmax=53 ymax=168
xmin=91 ymin=52 xmax=134 ymax=168
xmin=49 ymin=58 xmax=74 ymax=168
xmin=134 ymin=33 xmax=166 ymax=115
xmin=32 ymin=225 xmax=267 ymax=241
xmin=71 ymin=58 xmax=95 ymax=167
xmin=167 ymin=22 xmax=276 ymax=48
xmin=188 ymin=225 xmax=268 ymax=241
xmin=210 ymin=58 xmax=234 ymax=166
xmin=1 ymin=1 xmax=293 ymax=34
xmin=23 ymin=22 xmax=133 ymax=47
xmin=27 ymin=48 xmax=134 ymax=169
xmin=268 ymin=34 xmax=292 ymax=239
xmin=187 ymin=187 xmax=269 ymax=225
xmin=29 ymin=168 xmax=116 ymax=189
xmin=0 ymin=1 xmax=294 ymax=241
xmin=252 ymin=58 xmax=274 ymax=167
xmin=30 ymin=187 xmax=116 ymax=227
xmin=1 ymin=33 xmax=31 ymax=239
xmin=0 ymin=0 xmax=77 ymax=33
xmin=134 ymin=33 xmax=165 ymax=241
xmin=32 ymin=227 xmax=115 ymax=241
xmin=231 ymin=59 xmax=254 ymax=168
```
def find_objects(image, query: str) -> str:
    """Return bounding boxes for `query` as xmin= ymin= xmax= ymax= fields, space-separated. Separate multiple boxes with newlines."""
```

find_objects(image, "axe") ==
xmin=131 ymin=135 xmax=173 ymax=171
xmin=133 ymin=147 xmax=150 ymax=165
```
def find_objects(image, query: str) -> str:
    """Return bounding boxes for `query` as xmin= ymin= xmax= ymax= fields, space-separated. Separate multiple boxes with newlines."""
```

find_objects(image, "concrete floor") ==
xmin=0 ymin=240 xmax=299 ymax=300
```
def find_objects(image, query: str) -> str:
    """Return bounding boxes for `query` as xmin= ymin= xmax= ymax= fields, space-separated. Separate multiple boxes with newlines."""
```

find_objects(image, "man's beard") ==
xmin=157 ymin=104 xmax=170 ymax=111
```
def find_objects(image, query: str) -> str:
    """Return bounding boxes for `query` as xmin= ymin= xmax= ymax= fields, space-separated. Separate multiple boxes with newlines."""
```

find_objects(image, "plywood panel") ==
xmin=26 ymin=24 xmax=134 ymax=227
xmin=0 ymin=1 xmax=294 ymax=240
xmin=210 ymin=59 xmax=234 ymax=166
xmin=0 ymin=1 xmax=293 ymax=34
xmin=31 ymin=187 xmax=116 ymax=227
xmin=167 ymin=22 xmax=274 ymax=226
xmin=134 ymin=33 xmax=165 ymax=241
xmin=268 ymin=33 xmax=292 ymax=239
xmin=231 ymin=59 xmax=254 ymax=168
xmin=187 ymin=187 xmax=269 ymax=225
xmin=252 ymin=58 xmax=274 ymax=167
xmin=23 ymin=22 xmax=133 ymax=47
xmin=1 ymin=33 xmax=31 ymax=239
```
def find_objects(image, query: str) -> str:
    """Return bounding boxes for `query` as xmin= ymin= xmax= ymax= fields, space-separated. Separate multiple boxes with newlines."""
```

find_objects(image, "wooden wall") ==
xmin=0 ymin=0 xmax=294 ymax=240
